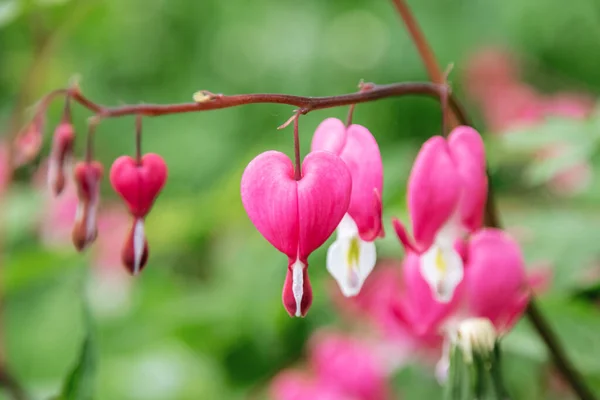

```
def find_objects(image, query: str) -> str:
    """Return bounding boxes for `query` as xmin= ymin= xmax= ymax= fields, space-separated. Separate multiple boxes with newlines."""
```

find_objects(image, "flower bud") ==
xmin=48 ymin=122 xmax=75 ymax=195
xmin=72 ymin=161 xmax=103 ymax=251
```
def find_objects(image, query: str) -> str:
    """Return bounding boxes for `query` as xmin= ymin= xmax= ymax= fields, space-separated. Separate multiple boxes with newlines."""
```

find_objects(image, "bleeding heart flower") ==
xmin=464 ymin=228 xmax=528 ymax=332
xmin=72 ymin=161 xmax=103 ymax=251
xmin=109 ymin=154 xmax=168 ymax=218
xmin=311 ymin=118 xmax=383 ymax=297
xmin=48 ymin=122 xmax=75 ymax=196
xmin=241 ymin=150 xmax=351 ymax=317
xmin=393 ymin=126 xmax=487 ymax=302
xmin=110 ymin=153 xmax=168 ymax=275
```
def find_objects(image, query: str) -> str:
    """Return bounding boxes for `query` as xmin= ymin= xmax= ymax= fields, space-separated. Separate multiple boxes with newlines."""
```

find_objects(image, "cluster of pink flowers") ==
xmin=16 ymin=98 xmax=170 ymax=275
xmin=463 ymin=47 xmax=595 ymax=195
xmin=262 ymin=119 xmax=543 ymax=398
xmin=241 ymin=111 xmax=534 ymax=330
xmin=241 ymin=118 xmax=384 ymax=317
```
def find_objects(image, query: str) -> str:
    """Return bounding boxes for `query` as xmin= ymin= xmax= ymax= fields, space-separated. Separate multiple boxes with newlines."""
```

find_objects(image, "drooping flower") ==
xmin=72 ymin=161 xmax=103 ymax=251
xmin=393 ymin=126 xmax=487 ymax=302
xmin=311 ymin=118 xmax=383 ymax=297
xmin=109 ymin=153 xmax=168 ymax=274
xmin=241 ymin=150 xmax=351 ymax=317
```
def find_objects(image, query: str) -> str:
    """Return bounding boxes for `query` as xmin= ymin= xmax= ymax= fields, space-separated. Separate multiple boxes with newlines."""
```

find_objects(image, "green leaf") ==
xmin=56 ymin=296 xmax=96 ymax=400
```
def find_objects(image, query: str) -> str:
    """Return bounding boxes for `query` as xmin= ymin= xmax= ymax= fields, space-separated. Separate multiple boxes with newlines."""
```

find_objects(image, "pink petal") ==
xmin=240 ymin=151 xmax=299 ymax=258
xmin=297 ymin=151 xmax=351 ymax=260
xmin=392 ymin=218 xmax=418 ymax=254
xmin=310 ymin=118 xmax=347 ymax=156
xmin=465 ymin=228 xmax=528 ymax=331
xmin=339 ymin=125 xmax=384 ymax=241
xmin=408 ymin=136 xmax=461 ymax=251
xmin=447 ymin=126 xmax=488 ymax=232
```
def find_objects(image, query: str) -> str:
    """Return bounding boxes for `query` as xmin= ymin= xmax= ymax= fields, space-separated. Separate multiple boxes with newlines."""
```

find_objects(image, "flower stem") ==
xmin=390 ymin=1 xmax=597 ymax=399
xmin=293 ymin=111 xmax=302 ymax=180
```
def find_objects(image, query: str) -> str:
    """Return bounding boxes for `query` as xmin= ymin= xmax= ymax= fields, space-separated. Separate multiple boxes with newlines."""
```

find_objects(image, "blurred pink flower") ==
xmin=464 ymin=46 xmax=596 ymax=196
xmin=309 ymin=333 xmax=390 ymax=400
xmin=270 ymin=332 xmax=391 ymax=400
xmin=533 ymin=143 xmax=593 ymax=195
xmin=270 ymin=370 xmax=354 ymax=400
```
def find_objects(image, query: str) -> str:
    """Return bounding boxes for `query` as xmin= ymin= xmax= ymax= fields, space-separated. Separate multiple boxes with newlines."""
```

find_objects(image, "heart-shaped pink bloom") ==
xmin=392 ymin=127 xmax=487 ymax=302
xmin=109 ymin=154 xmax=168 ymax=218
xmin=241 ymin=150 xmax=351 ymax=317
xmin=464 ymin=228 xmax=528 ymax=332
xmin=394 ymin=127 xmax=487 ymax=254
xmin=311 ymin=118 xmax=383 ymax=240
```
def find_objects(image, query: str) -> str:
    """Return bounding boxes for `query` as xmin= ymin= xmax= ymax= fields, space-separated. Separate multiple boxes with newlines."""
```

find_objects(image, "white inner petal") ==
xmin=291 ymin=258 xmax=305 ymax=317
xmin=336 ymin=213 xmax=359 ymax=238
xmin=420 ymin=243 xmax=463 ymax=303
xmin=326 ymin=227 xmax=377 ymax=297
xmin=133 ymin=219 xmax=145 ymax=275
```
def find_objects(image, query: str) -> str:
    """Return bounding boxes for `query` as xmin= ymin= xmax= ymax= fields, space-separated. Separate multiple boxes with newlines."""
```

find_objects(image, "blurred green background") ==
xmin=2 ymin=0 xmax=600 ymax=398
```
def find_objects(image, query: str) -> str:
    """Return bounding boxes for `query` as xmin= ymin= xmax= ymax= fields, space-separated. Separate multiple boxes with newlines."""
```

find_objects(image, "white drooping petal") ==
xmin=291 ymin=258 xmax=305 ymax=317
xmin=133 ymin=219 xmax=145 ymax=275
xmin=336 ymin=213 xmax=359 ymax=238
xmin=420 ymin=243 xmax=463 ymax=303
xmin=326 ymin=233 xmax=377 ymax=297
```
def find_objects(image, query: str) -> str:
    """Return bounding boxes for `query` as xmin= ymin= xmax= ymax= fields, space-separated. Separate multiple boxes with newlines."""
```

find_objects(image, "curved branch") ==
xmin=40 ymin=82 xmax=471 ymax=123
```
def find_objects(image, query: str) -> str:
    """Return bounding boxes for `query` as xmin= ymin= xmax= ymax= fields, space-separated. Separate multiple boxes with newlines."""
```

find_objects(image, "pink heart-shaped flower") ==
xmin=109 ymin=154 xmax=168 ymax=218
xmin=241 ymin=150 xmax=351 ymax=262
xmin=241 ymin=150 xmax=352 ymax=317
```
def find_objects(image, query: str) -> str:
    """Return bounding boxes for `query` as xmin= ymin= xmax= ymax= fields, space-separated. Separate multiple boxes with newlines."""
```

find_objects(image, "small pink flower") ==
xmin=393 ymin=126 xmax=487 ymax=302
xmin=311 ymin=118 xmax=383 ymax=297
xmin=241 ymin=150 xmax=351 ymax=317
xmin=110 ymin=153 xmax=168 ymax=274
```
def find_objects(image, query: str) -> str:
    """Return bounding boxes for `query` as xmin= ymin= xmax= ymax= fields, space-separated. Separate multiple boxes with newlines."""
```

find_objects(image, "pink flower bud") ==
xmin=48 ymin=122 xmax=75 ymax=196
xmin=72 ymin=161 xmax=103 ymax=251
